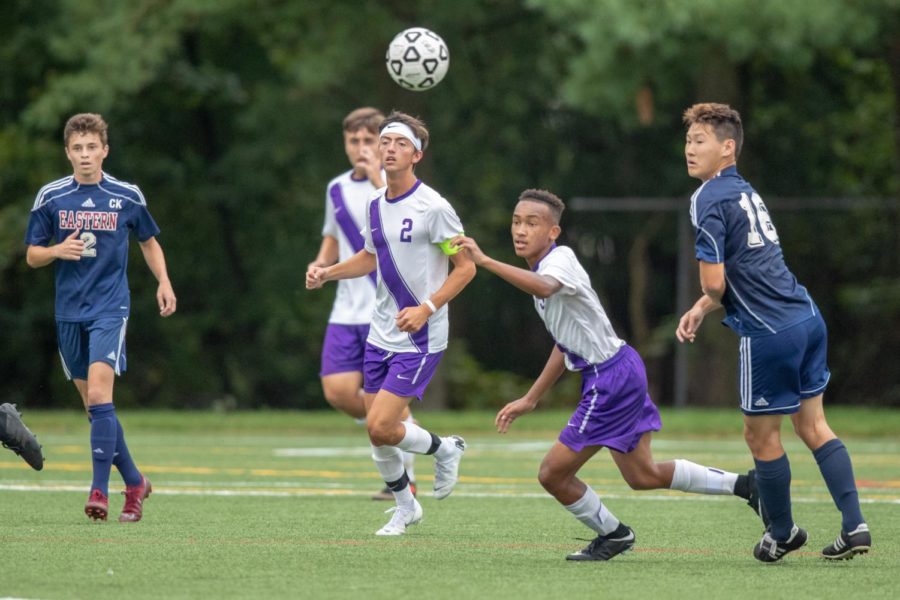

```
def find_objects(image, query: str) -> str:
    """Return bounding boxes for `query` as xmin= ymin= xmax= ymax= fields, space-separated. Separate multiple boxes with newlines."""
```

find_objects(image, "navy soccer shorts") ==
xmin=56 ymin=317 xmax=128 ymax=380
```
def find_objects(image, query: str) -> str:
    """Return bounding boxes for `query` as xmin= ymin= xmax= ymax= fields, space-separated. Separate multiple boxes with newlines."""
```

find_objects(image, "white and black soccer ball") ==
xmin=385 ymin=27 xmax=449 ymax=91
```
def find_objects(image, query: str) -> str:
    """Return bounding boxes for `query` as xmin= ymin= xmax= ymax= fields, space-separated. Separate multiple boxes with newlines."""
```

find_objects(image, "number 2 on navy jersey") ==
xmin=80 ymin=232 xmax=98 ymax=257
xmin=738 ymin=192 xmax=779 ymax=247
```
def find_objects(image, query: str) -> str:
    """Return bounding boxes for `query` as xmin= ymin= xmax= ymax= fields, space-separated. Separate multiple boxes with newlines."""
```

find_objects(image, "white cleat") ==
xmin=433 ymin=435 xmax=466 ymax=500
xmin=375 ymin=499 xmax=423 ymax=536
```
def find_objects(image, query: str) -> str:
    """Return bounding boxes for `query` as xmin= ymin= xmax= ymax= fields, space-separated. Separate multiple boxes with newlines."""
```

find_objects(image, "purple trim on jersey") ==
xmin=369 ymin=197 xmax=429 ymax=352
xmin=530 ymin=243 xmax=558 ymax=272
xmin=555 ymin=341 xmax=592 ymax=371
xmin=385 ymin=179 xmax=421 ymax=204
xmin=329 ymin=183 xmax=376 ymax=286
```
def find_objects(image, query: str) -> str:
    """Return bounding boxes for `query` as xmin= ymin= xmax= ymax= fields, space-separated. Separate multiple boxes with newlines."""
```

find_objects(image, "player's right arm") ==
xmin=495 ymin=345 xmax=567 ymax=433
xmin=452 ymin=235 xmax=561 ymax=298
xmin=306 ymin=249 xmax=376 ymax=289
xmin=676 ymin=293 xmax=722 ymax=343
xmin=26 ymin=230 xmax=85 ymax=268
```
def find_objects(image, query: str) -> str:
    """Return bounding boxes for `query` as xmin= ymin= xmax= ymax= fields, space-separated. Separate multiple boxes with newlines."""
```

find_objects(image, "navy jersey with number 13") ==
xmin=690 ymin=165 xmax=817 ymax=336
xmin=25 ymin=173 xmax=161 ymax=322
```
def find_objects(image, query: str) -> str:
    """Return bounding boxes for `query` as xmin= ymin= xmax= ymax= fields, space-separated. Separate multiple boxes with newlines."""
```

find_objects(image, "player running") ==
xmin=678 ymin=102 xmax=870 ymax=562
xmin=25 ymin=113 xmax=176 ymax=522
xmin=307 ymin=111 xmax=475 ymax=535
xmin=453 ymin=189 xmax=759 ymax=561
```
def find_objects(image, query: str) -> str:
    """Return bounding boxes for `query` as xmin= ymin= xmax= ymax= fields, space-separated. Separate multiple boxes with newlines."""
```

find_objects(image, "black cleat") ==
xmin=744 ymin=469 xmax=770 ymax=527
xmin=566 ymin=525 xmax=635 ymax=561
xmin=753 ymin=525 xmax=807 ymax=562
xmin=822 ymin=524 xmax=871 ymax=560
xmin=0 ymin=403 xmax=44 ymax=471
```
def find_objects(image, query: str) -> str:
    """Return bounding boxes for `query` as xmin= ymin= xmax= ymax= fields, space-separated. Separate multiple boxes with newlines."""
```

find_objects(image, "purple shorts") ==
xmin=363 ymin=343 xmax=444 ymax=400
xmin=320 ymin=323 xmax=369 ymax=376
xmin=558 ymin=345 xmax=662 ymax=453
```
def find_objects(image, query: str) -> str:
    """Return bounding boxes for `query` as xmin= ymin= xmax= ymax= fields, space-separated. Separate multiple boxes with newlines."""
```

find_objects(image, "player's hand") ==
xmin=306 ymin=265 xmax=329 ymax=289
xmin=54 ymin=229 xmax=85 ymax=261
xmin=676 ymin=307 xmax=705 ymax=343
xmin=357 ymin=146 xmax=383 ymax=185
xmin=451 ymin=235 xmax=489 ymax=267
xmin=495 ymin=397 xmax=538 ymax=433
xmin=395 ymin=305 xmax=429 ymax=333
xmin=157 ymin=279 xmax=177 ymax=317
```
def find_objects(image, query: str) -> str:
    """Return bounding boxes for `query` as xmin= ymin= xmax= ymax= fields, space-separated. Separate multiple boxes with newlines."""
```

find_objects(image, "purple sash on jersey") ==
xmin=329 ymin=183 xmax=377 ymax=286
xmin=369 ymin=197 xmax=429 ymax=352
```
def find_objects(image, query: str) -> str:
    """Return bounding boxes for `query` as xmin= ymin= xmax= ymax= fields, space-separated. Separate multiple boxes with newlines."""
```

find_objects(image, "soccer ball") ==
xmin=385 ymin=28 xmax=449 ymax=91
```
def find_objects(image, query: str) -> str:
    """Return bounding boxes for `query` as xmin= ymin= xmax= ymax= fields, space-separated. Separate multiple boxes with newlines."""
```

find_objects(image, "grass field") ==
xmin=1 ymin=408 xmax=897 ymax=599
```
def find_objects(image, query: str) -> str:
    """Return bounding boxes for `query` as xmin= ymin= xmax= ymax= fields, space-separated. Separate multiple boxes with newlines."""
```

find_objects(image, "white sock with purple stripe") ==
xmin=670 ymin=459 xmax=737 ymax=495
xmin=565 ymin=487 xmax=620 ymax=536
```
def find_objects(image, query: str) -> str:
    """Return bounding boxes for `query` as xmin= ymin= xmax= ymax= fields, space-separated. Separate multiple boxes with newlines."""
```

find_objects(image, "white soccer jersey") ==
xmin=321 ymin=170 xmax=379 ymax=324
xmin=533 ymin=245 xmax=625 ymax=370
xmin=363 ymin=180 xmax=464 ymax=353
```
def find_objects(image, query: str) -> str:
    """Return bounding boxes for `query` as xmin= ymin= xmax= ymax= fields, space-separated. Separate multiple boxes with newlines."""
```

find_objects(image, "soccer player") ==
xmin=0 ymin=403 xmax=44 ymax=471
xmin=678 ymin=103 xmax=870 ymax=562
xmin=25 ymin=113 xmax=176 ymax=522
xmin=452 ymin=189 xmax=758 ymax=562
xmin=309 ymin=107 xmax=418 ymax=500
xmin=307 ymin=111 xmax=475 ymax=535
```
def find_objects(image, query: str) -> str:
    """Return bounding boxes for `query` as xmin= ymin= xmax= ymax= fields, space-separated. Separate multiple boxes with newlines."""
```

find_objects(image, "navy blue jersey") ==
xmin=690 ymin=166 xmax=816 ymax=336
xmin=25 ymin=173 xmax=160 ymax=322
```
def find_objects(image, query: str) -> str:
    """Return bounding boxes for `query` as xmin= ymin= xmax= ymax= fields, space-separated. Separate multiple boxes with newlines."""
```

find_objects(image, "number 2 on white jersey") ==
xmin=80 ymin=232 xmax=97 ymax=257
xmin=738 ymin=192 xmax=779 ymax=248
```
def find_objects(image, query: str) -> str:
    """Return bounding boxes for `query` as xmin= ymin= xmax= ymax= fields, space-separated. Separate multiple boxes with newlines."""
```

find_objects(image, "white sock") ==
xmin=670 ymin=459 xmax=737 ymax=495
xmin=395 ymin=421 xmax=435 ymax=454
xmin=402 ymin=414 xmax=416 ymax=482
xmin=564 ymin=487 xmax=620 ymax=535
xmin=371 ymin=444 xmax=414 ymax=509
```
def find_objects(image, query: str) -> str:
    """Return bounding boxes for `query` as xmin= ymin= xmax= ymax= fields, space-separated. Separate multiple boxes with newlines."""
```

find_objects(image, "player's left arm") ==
xmin=452 ymin=234 xmax=561 ymax=298
xmin=699 ymin=260 xmax=726 ymax=303
xmin=138 ymin=237 xmax=176 ymax=317
xmin=395 ymin=250 xmax=476 ymax=333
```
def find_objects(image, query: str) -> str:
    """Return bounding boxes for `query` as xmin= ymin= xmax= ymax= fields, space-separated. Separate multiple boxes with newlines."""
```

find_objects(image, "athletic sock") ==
xmin=402 ymin=414 xmax=416 ymax=482
xmin=371 ymin=444 xmax=414 ymax=509
xmin=754 ymin=453 xmax=794 ymax=541
xmin=88 ymin=404 xmax=118 ymax=496
xmin=670 ymin=459 xmax=738 ymax=495
xmin=564 ymin=486 xmax=621 ymax=536
xmin=395 ymin=421 xmax=438 ymax=455
xmin=113 ymin=417 xmax=142 ymax=487
xmin=814 ymin=438 xmax=865 ymax=532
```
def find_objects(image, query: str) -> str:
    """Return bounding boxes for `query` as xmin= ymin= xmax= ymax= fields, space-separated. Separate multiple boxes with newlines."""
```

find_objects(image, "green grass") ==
xmin=1 ymin=409 xmax=898 ymax=599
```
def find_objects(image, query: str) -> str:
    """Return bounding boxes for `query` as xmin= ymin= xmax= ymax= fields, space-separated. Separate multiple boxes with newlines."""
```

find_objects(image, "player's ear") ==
xmin=722 ymin=138 xmax=735 ymax=158
xmin=411 ymin=149 xmax=423 ymax=164
xmin=549 ymin=224 xmax=561 ymax=241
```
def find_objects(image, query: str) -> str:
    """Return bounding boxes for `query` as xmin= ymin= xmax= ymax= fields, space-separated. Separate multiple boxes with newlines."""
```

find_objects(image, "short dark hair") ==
xmin=683 ymin=103 xmax=743 ymax=159
xmin=64 ymin=113 xmax=108 ymax=146
xmin=379 ymin=110 xmax=429 ymax=151
xmin=343 ymin=107 xmax=384 ymax=134
xmin=518 ymin=189 xmax=565 ymax=224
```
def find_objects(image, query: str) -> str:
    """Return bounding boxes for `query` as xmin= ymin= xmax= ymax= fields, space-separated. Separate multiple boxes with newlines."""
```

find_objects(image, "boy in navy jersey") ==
xmin=678 ymin=103 xmax=869 ymax=561
xmin=25 ymin=113 xmax=176 ymax=522
xmin=307 ymin=111 xmax=475 ymax=535
xmin=453 ymin=190 xmax=757 ymax=561
xmin=308 ymin=107 xmax=418 ymax=500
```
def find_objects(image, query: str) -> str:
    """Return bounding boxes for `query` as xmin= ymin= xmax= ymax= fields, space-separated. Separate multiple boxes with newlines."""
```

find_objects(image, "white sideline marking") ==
xmin=0 ymin=483 xmax=897 ymax=505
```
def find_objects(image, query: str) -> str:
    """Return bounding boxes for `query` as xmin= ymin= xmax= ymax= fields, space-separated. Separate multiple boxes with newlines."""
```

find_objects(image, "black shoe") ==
xmin=565 ymin=525 xmax=635 ymax=561
xmin=822 ymin=524 xmax=871 ymax=560
xmin=0 ymin=403 xmax=44 ymax=471
xmin=753 ymin=525 xmax=807 ymax=562
xmin=744 ymin=469 xmax=770 ymax=527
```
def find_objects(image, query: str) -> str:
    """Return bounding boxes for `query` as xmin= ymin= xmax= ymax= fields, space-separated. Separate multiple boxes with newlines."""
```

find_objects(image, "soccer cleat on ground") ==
xmin=0 ymin=403 xmax=44 ymax=471
xmin=372 ymin=480 xmax=417 ymax=501
xmin=753 ymin=524 xmax=808 ymax=562
xmin=84 ymin=489 xmax=109 ymax=521
xmin=119 ymin=475 xmax=152 ymax=523
xmin=433 ymin=435 xmax=465 ymax=500
xmin=566 ymin=525 xmax=636 ymax=561
xmin=822 ymin=523 xmax=871 ymax=560
xmin=375 ymin=498 xmax=423 ymax=536
xmin=745 ymin=469 xmax=770 ymax=528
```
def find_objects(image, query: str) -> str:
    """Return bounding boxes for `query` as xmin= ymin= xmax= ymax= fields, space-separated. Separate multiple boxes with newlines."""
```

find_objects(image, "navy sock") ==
xmin=113 ymin=417 xmax=142 ymax=487
xmin=754 ymin=453 xmax=794 ymax=541
xmin=814 ymin=438 xmax=865 ymax=532
xmin=88 ymin=404 xmax=118 ymax=496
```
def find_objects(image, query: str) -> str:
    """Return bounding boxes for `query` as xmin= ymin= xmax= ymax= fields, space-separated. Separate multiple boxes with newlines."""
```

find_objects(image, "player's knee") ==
xmin=85 ymin=389 xmax=111 ymax=407
xmin=367 ymin=420 xmax=399 ymax=446
xmin=537 ymin=462 xmax=565 ymax=493
xmin=793 ymin=419 xmax=834 ymax=449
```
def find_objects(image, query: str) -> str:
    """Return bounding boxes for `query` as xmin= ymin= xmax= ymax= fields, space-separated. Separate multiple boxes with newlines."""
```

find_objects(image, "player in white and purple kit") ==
xmin=679 ymin=103 xmax=869 ymax=562
xmin=454 ymin=189 xmax=757 ymax=561
xmin=307 ymin=112 xmax=476 ymax=536
xmin=309 ymin=108 xmax=419 ymax=500
xmin=25 ymin=113 xmax=176 ymax=522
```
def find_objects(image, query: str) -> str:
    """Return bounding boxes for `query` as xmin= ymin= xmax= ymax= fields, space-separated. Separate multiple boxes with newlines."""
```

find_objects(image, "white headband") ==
xmin=380 ymin=122 xmax=422 ymax=151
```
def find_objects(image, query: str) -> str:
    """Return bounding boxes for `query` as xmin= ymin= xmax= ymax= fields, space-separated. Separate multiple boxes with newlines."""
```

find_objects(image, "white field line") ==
xmin=0 ymin=482 xmax=897 ymax=505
